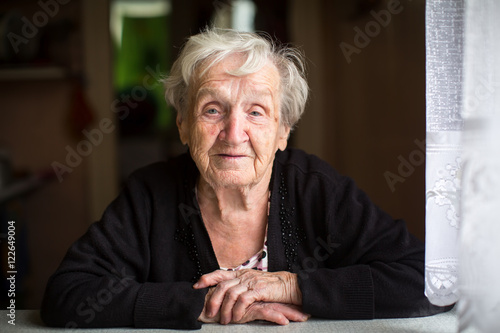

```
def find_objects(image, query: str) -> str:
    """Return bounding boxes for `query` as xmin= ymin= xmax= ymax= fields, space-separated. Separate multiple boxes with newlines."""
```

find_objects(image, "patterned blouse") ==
xmin=201 ymin=189 xmax=271 ymax=272
xmin=220 ymin=234 xmax=268 ymax=272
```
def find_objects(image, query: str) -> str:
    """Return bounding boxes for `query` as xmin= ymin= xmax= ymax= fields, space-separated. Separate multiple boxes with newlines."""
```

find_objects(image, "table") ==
xmin=0 ymin=308 xmax=479 ymax=332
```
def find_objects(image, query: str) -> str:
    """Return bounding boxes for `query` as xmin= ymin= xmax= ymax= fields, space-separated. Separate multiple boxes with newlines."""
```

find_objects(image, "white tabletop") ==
xmin=0 ymin=308 xmax=479 ymax=332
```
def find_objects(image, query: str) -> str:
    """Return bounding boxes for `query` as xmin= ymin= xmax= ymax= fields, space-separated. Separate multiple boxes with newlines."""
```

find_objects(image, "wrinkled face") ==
xmin=177 ymin=53 xmax=290 ymax=189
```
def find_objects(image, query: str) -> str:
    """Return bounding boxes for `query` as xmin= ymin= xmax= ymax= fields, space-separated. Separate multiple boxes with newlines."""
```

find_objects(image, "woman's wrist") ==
xmin=285 ymin=272 xmax=303 ymax=305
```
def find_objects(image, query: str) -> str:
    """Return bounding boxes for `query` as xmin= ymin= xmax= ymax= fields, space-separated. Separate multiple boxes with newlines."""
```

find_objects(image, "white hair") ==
xmin=163 ymin=28 xmax=309 ymax=130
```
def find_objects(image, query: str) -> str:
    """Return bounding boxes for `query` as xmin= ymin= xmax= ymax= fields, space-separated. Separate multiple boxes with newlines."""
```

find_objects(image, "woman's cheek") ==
xmin=196 ymin=122 xmax=220 ymax=140
xmin=254 ymin=128 xmax=275 ymax=153
xmin=189 ymin=124 xmax=220 ymax=163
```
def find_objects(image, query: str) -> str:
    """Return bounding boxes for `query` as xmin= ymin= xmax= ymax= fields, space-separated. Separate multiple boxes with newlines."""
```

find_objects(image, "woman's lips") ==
xmin=218 ymin=154 xmax=245 ymax=157
xmin=217 ymin=154 xmax=247 ymax=160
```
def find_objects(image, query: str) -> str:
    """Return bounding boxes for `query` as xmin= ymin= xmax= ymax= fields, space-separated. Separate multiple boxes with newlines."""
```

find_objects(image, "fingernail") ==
xmin=193 ymin=282 xmax=199 ymax=288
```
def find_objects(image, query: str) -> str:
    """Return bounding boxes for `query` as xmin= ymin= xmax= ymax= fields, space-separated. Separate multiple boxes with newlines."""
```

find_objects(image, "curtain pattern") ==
xmin=426 ymin=0 xmax=500 ymax=331
xmin=424 ymin=0 xmax=463 ymax=307
xmin=458 ymin=1 xmax=500 ymax=332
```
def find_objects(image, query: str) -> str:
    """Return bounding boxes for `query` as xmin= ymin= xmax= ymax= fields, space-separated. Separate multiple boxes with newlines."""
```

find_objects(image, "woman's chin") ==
xmin=204 ymin=170 xmax=256 ymax=189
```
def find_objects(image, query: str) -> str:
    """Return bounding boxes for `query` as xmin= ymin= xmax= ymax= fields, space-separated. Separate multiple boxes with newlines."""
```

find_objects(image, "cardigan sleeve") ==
xmin=296 ymin=174 xmax=451 ymax=320
xmin=40 ymin=171 xmax=207 ymax=330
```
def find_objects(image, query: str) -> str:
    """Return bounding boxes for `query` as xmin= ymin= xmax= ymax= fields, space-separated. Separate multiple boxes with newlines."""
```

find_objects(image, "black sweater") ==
xmin=41 ymin=148 xmax=449 ymax=329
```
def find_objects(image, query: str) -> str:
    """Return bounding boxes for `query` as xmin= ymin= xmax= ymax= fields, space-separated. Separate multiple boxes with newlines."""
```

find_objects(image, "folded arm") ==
xmin=194 ymin=269 xmax=308 ymax=324
xmin=41 ymin=173 xmax=208 ymax=330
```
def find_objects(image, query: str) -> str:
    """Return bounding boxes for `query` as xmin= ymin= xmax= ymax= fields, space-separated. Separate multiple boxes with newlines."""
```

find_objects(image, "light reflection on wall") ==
xmin=110 ymin=0 xmax=171 ymax=47
xmin=213 ymin=0 xmax=256 ymax=32
xmin=232 ymin=0 xmax=256 ymax=32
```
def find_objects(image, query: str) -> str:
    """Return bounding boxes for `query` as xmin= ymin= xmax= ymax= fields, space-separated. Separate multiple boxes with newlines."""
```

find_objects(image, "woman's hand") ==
xmin=198 ymin=287 xmax=309 ymax=325
xmin=194 ymin=269 xmax=305 ymax=324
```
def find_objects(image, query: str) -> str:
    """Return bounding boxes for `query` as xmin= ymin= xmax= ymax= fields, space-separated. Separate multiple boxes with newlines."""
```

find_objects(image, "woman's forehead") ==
xmin=195 ymin=84 xmax=275 ymax=105
xmin=193 ymin=57 xmax=280 ymax=94
xmin=197 ymin=53 xmax=279 ymax=81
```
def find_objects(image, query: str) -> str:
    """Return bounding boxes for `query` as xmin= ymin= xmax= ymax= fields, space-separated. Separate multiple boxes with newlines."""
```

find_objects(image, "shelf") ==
xmin=0 ymin=169 xmax=56 ymax=204
xmin=0 ymin=66 xmax=68 ymax=81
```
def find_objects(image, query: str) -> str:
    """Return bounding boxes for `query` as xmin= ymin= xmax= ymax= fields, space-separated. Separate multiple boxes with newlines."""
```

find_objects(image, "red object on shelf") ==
xmin=70 ymin=80 xmax=94 ymax=137
xmin=0 ymin=168 xmax=57 ymax=204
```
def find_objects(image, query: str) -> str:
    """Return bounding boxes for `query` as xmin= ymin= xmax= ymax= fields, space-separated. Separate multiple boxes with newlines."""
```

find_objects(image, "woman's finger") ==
xmin=194 ymin=270 xmax=237 ymax=289
xmin=232 ymin=302 xmax=288 ymax=325
xmin=231 ymin=289 xmax=260 ymax=322
xmin=198 ymin=288 xmax=220 ymax=323
xmin=266 ymin=303 xmax=310 ymax=323
xmin=205 ymin=278 xmax=240 ymax=317
xmin=253 ymin=304 xmax=290 ymax=325
xmin=219 ymin=283 xmax=248 ymax=324
xmin=233 ymin=302 xmax=309 ymax=325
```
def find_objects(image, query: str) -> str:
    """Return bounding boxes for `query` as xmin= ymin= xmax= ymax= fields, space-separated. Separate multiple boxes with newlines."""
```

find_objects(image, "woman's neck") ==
xmin=196 ymin=170 xmax=272 ymax=268
xmin=196 ymin=169 xmax=272 ymax=239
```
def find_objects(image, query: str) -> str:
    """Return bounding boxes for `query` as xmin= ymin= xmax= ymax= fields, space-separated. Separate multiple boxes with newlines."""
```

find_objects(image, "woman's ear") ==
xmin=278 ymin=125 xmax=290 ymax=151
xmin=176 ymin=112 xmax=189 ymax=145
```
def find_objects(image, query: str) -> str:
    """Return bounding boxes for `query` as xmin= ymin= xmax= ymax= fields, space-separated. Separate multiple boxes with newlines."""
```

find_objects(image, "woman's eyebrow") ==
xmin=247 ymin=89 xmax=273 ymax=102
xmin=196 ymin=86 xmax=274 ymax=105
xmin=196 ymin=87 xmax=223 ymax=102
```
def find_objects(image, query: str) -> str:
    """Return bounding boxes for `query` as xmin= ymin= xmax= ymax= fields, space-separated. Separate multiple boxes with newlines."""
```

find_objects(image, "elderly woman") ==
xmin=41 ymin=28 xmax=448 ymax=329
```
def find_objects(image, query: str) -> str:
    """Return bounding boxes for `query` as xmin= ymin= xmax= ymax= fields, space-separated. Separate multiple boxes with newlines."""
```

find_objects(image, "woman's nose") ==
xmin=219 ymin=112 xmax=249 ymax=145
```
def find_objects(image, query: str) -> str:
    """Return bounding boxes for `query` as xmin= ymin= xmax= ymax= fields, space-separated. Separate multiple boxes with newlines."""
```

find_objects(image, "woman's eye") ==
xmin=206 ymin=108 xmax=218 ymax=115
xmin=250 ymin=110 xmax=262 ymax=117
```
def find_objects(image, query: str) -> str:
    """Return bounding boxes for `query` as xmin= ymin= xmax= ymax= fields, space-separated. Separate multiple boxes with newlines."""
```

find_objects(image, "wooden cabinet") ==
xmin=0 ymin=0 xmax=117 ymax=308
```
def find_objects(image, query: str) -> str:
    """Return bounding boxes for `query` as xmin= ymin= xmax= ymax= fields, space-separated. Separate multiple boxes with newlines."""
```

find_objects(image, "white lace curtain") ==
xmin=425 ymin=1 xmax=500 ymax=332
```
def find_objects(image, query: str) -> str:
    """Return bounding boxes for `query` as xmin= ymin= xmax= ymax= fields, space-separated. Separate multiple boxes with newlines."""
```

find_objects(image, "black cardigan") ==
xmin=41 ymin=148 xmax=449 ymax=329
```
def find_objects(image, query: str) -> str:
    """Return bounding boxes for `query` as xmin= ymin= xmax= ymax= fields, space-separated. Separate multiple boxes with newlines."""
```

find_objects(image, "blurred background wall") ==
xmin=0 ymin=0 xmax=425 ymax=309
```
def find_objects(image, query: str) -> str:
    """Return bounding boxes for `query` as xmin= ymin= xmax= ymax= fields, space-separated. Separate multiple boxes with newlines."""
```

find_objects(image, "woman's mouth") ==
xmin=219 ymin=154 xmax=245 ymax=157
